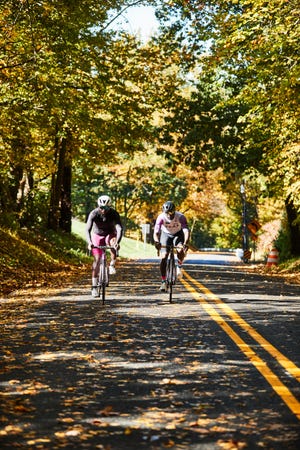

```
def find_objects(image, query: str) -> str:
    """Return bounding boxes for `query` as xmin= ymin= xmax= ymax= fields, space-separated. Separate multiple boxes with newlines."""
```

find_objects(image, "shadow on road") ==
xmin=0 ymin=261 xmax=299 ymax=449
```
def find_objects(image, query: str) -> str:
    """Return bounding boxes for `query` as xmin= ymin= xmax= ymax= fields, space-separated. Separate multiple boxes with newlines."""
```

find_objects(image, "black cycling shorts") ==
xmin=160 ymin=230 xmax=184 ymax=255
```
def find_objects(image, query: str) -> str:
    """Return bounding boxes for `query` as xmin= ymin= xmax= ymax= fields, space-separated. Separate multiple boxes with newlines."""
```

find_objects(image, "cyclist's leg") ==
xmin=91 ymin=235 xmax=104 ymax=293
xmin=159 ymin=233 xmax=171 ymax=291
xmin=106 ymin=233 xmax=117 ymax=274
xmin=160 ymin=257 xmax=167 ymax=278
xmin=174 ymin=231 xmax=185 ymax=278
xmin=160 ymin=232 xmax=171 ymax=278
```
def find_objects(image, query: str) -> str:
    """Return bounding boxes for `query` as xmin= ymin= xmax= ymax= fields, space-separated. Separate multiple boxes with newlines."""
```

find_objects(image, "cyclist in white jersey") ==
xmin=153 ymin=201 xmax=190 ymax=291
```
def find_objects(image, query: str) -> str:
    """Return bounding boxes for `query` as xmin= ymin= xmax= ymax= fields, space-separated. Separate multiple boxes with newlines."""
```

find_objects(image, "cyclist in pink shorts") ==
xmin=86 ymin=195 xmax=123 ymax=297
xmin=153 ymin=201 xmax=190 ymax=291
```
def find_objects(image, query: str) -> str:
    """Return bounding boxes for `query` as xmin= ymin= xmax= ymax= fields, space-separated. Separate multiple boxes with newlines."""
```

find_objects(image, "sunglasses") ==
xmin=99 ymin=205 xmax=109 ymax=211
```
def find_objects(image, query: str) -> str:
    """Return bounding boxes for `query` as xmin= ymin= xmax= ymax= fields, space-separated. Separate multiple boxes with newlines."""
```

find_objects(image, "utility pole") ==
xmin=240 ymin=181 xmax=250 ymax=263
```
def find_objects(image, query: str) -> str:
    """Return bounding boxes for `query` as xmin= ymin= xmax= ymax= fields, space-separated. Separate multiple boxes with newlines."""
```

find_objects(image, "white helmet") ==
xmin=97 ymin=195 xmax=111 ymax=207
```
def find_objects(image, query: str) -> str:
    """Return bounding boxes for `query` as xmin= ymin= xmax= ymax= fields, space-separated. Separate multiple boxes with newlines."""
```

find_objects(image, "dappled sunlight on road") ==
xmin=1 ymin=260 xmax=300 ymax=449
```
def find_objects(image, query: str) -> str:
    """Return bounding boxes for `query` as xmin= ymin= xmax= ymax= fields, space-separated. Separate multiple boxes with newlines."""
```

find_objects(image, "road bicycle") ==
xmin=160 ymin=244 xmax=186 ymax=303
xmin=91 ymin=245 xmax=116 ymax=305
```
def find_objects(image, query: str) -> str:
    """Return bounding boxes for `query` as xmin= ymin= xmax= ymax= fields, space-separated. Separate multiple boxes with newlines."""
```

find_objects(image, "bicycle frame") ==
xmin=166 ymin=248 xmax=176 ymax=303
xmin=91 ymin=245 xmax=115 ymax=305
xmin=160 ymin=244 xmax=183 ymax=303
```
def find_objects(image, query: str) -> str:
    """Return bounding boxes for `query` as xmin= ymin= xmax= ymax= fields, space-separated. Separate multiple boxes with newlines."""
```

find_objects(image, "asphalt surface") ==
xmin=1 ymin=253 xmax=300 ymax=449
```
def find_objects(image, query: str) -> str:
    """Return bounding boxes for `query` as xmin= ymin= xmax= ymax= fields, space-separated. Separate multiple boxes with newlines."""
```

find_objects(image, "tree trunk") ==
xmin=48 ymin=137 xmax=67 ymax=231
xmin=59 ymin=160 xmax=72 ymax=232
xmin=285 ymin=195 xmax=300 ymax=256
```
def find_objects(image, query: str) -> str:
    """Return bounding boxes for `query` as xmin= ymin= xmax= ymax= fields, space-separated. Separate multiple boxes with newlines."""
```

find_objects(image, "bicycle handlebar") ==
xmin=91 ymin=245 xmax=117 ymax=250
xmin=159 ymin=245 xmax=187 ymax=249
xmin=156 ymin=244 xmax=188 ymax=256
xmin=90 ymin=244 xmax=119 ymax=257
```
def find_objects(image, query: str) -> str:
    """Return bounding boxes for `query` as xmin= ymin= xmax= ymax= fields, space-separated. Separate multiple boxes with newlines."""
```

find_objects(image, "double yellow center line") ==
xmin=181 ymin=270 xmax=300 ymax=421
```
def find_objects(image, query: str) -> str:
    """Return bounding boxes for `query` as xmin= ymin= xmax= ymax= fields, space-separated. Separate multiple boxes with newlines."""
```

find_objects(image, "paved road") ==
xmin=1 ymin=252 xmax=299 ymax=449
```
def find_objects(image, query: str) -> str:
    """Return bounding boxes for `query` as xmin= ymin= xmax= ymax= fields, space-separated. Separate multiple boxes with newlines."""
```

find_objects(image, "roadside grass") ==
xmin=72 ymin=218 xmax=156 ymax=260
xmin=0 ymin=225 xmax=91 ymax=296
xmin=0 ymin=221 xmax=156 ymax=296
xmin=279 ymin=258 xmax=300 ymax=273
xmin=1 ymin=220 xmax=299 ymax=296
xmin=275 ymin=257 xmax=300 ymax=284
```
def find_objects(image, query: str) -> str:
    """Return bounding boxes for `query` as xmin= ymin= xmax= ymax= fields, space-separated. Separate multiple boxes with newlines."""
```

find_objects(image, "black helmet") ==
xmin=162 ymin=201 xmax=175 ymax=213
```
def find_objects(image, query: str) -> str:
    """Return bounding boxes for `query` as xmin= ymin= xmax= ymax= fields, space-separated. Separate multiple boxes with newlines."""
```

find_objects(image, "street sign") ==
xmin=247 ymin=219 xmax=261 ymax=241
xmin=141 ymin=223 xmax=150 ymax=235
xmin=244 ymin=249 xmax=252 ymax=261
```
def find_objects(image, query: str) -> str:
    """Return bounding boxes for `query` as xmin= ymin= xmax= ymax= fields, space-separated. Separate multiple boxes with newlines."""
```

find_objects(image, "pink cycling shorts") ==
xmin=91 ymin=233 xmax=116 ymax=256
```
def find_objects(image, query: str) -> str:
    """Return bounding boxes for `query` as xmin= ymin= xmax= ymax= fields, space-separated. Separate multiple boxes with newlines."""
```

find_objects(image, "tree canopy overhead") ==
xmin=0 ymin=0 xmax=183 ymax=229
xmin=1 ymin=0 xmax=299 ymax=255
xmin=153 ymin=0 xmax=300 ymax=254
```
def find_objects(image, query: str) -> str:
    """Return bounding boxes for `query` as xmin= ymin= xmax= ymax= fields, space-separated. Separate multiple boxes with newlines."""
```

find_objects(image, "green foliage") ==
xmin=1 ymin=0 xmax=299 ymax=253
xmin=18 ymin=188 xmax=50 ymax=228
xmin=72 ymin=149 xmax=189 ymax=231
xmin=153 ymin=0 xmax=300 ymax=253
xmin=190 ymin=220 xmax=216 ymax=249
xmin=0 ymin=1 xmax=176 ymax=230
xmin=212 ymin=213 xmax=242 ymax=249
xmin=275 ymin=226 xmax=292 ymax=262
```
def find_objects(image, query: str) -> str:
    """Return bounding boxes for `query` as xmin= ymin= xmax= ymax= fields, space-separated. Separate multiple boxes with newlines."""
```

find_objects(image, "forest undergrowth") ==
xmin=0 ymin=227 xmax=90 ymax=297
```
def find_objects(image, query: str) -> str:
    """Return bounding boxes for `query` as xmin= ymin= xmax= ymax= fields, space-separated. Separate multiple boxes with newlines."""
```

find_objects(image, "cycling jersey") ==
xmin=86 ymin=208 xmax=123 ymax=238
xmin=154 ymin=212 xmax=188 ymax=237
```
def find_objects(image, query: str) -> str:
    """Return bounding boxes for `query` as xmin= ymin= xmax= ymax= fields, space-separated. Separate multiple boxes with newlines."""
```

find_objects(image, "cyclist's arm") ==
xmin=153 ymin=230 xmax=160 ymax=242
xmin=86 ymin=212 xmax=94 ymax=247
xmin=153 ymin=229 xmax=161 ymax=251
xmin=179 ymin=213 xmax=190 ymax=245
xmin=153 ymin=226 xmax=161 ymax=244
xmin=182 ymin=227 xmax=190 ymax=245
xmin=115 ymin=223 xmax=123 ymax=244
xmin=112 ymin=209 xmax=123 ymax=244
xmin=153 ymin=216 xmax=163 ymax=243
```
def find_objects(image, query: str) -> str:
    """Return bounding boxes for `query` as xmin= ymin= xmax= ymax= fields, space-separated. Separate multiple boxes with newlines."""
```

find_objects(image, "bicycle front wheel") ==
xmin=166 ymin=256 xmax=176 ymax=303
xmin=101 ymin=281 xmax=106 ymax=305
xmin=100 ymin=265 xmax=109 ymax=305
xmin=99 ymin=264 xmax=105 ymax=305
xmin=168 ymin=280 xmax=173 ymax=303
